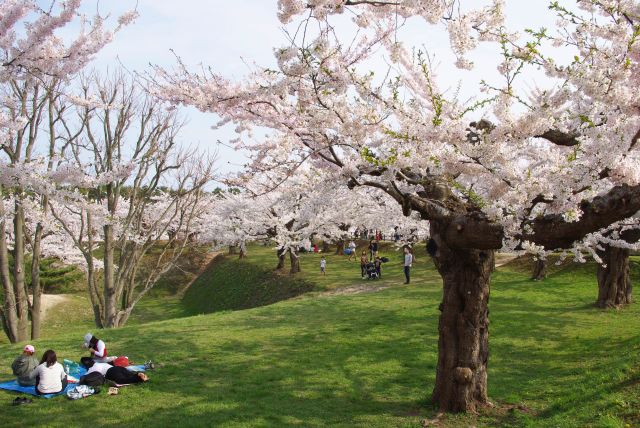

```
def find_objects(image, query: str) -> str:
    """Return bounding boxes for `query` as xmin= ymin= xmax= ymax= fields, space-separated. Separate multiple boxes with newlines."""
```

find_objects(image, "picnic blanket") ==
xmin=0 ymin=363 xmax=145 ymax=398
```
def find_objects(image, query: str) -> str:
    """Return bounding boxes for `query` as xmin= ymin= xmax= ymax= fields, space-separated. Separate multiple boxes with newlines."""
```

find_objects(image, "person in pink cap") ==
xmin=11 ymin=345 xmax=38 ymax=386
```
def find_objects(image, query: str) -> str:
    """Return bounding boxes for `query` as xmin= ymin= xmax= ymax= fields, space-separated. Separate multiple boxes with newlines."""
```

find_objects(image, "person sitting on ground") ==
xmin=83 ymin=332 xmax=115 ymax=363
xmin=31 ymin=350 xmax=67 ymax=395
xmin=11 ymin=344 xmax=38 ymax=386
xmin=360 ymin=250 xmax=368 ymax=279
xmin=80 ymin=357 xmax=148 ymax=385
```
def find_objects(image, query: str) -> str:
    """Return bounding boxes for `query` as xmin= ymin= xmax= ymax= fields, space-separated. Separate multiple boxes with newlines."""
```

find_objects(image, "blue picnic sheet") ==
xmin=0 ymin=363 xmax=145 ymax=398
xmin=0 ymin=380 xmax=74 ymax=398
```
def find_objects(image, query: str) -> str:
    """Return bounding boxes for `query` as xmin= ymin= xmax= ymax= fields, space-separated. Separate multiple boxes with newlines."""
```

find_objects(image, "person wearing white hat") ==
xmin=83 ymin=333 xmax=115 ymax=363
xmin=11 ymin=345 xmax=38 ymax=386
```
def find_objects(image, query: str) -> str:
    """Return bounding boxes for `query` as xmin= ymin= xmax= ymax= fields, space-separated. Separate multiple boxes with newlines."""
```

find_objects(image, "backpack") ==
xmin=79 ymin=371 xmax=105 ymax=387
xmin=113 ymin=356 xmax=130 ymax=367
xmin=67 ymin=385 xmax=97 ymax=400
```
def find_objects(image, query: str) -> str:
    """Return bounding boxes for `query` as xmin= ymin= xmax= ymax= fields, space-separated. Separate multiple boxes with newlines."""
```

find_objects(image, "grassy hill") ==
xmin=0 ymin=244 xmax=639 ymax=427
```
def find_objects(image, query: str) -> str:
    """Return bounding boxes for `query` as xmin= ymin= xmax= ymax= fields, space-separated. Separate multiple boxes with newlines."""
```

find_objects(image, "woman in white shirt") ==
xmin=31 ymin=350 xmax=67 ymax=395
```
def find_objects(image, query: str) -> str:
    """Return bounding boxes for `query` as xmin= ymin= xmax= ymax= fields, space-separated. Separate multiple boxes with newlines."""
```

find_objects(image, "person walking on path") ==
xmin=403 ymin=247 xmax=413 ymax=284
xmin=347 ymin=240 xmax=357 ymax=261
xmin=368 ymin=240 xmax=379 ymax=261
xmin=360 ymin=251 xmax=368 ymax=279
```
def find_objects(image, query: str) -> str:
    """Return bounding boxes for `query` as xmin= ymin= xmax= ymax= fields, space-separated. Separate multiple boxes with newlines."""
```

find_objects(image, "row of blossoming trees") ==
xmin=3 ymin=0 xmax=640 ymax=415
xmin=147 ymin=0 xmax=640 ymax=413
xmin=0 ymin=1 xmax=222 ymax=338
xmin=0 ymin=1 xmax=404 ymax=341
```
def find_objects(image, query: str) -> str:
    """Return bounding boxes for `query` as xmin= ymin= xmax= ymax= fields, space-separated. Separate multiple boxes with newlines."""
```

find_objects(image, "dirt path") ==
xmin=30 ymin=294 xmax=71 ymax=320
xmin=320 ymin=253 xmax=518 ymax=297
xmin=495 ymin=253 xmax=518 ymax=267
xmin=176 ymin=251 xmax=221 ymax=298
xmin=320 ymin=283 xmax=391 ymax=297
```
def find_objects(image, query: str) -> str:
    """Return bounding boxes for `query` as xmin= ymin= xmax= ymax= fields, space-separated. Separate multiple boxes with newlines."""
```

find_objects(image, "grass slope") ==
xmin=0 ymin=245 xmax=639 ymax=427
xmin=182 ymin=253 xmax=315 ymax=314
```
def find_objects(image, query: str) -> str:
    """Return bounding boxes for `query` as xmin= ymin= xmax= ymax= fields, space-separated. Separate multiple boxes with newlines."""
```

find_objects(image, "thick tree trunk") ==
xmin=0 ymin=196 xmax=20 ymax=342
xmin=289 ymin=248 xmax=301 ymax=274
xmin=531 ymin=259 xmax=547 ymax=281
xmin=30 ymin=223 xmax=44 ymax=339
xmin=103 ymin=224 xmax=118 ymax=328
xmin=596 ymin=245 xmax=632 ymax=309
xmin=276 ymin=247 xmax=287 ymax=271
xmin=334 ymin=240 xmax=345 ymax=255
xmin=322 ymin=241 xmax=331 ymax=253
xmin=13 ymin=203 xmax=29 ymax=341
xmin=229 ymin=245 xmax=237 ymax=255
xmin=85 ymin=211 xmax=104 ymax=328
xmin=430 ymin=224 xmax=493 ymax=413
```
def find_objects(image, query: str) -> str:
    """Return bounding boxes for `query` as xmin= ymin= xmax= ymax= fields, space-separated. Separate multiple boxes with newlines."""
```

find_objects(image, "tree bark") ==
xmin=531 ymin=259 xmax=547 ymax=281
xmin=103 ymin=223 xmax=118 ymax=328
xmin=229 ymin=245 xmax=237 ymax=255
xmin=289 ymin=248 xmax=301 ymax=274
xmin=0 ymin=192 xmax=19 ymax=343
xmin=239 ymin=243 xmax=247 ymax=259
xmin=13 ymin=202 xmax=29 ymax=341
xmin=334 ymin=240 xmax=345 ymax=255
xmin=322 ymin=241 xmax=331 ymax=253
xmin=596 ymin=245 xmax=632 ymax=309
xmin=30 ymin=222 xmax=44 ymax=339
xmin=276 ymin=247 xmax=287 ymax=271
xmin=430 ymin=223 xmax=493 ymax=413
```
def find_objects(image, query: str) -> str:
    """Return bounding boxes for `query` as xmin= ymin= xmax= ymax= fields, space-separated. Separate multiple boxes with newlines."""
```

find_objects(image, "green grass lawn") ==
xmin=0 ymin=244 xmax=639 ymax=427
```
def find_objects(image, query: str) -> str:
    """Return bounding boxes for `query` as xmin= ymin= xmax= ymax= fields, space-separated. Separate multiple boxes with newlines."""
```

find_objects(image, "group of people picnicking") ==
xmin=10 ymin=333 xmax=152 ymax=397
xmin=320 ymin=237 xmax=414 ymax=283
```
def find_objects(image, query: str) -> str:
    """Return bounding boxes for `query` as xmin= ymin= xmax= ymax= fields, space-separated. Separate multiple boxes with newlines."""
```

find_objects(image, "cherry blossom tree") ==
xmin=152 ymin=0 xmax=640 ymax=412
xmin=0 ymin=1 xmax=136 ymax=342
xmin=48 ymin=72 xmax=216 ymax=328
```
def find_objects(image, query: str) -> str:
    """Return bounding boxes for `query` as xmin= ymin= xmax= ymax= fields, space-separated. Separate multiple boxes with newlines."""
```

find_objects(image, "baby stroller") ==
xmin=364 ymin=262 xmax=379 ymax=279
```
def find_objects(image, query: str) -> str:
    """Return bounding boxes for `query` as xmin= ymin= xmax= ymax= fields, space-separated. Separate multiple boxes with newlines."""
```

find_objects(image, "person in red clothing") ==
xmin=83 ymin=333 xmax=115 ymax=363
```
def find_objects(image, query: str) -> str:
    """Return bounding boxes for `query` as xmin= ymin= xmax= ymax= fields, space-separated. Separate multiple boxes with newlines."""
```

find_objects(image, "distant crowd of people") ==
xmin=319 ymin=236 xmax=414 ymax=283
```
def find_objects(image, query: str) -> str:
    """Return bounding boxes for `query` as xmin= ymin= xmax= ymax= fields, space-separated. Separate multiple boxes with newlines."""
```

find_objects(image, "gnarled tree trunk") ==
xmin=276 ymin=247 xmax=286 ymax=271
xmin=430 ymin=223 xmax=493 ymax=413
xmin=596 ymin=245 xmax=631 ymax=309
xmin=289 ymin=248 xmax=300 ymax=274
xmin=531 ymin=259 xmax=547 ymax=281
xmin=322 ymin=241 xmax=331 ymax=253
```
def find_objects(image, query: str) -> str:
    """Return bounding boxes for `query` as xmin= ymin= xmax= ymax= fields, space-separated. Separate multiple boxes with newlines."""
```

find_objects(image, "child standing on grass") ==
xmin=320 ymin=256 xmax=326 ymax=275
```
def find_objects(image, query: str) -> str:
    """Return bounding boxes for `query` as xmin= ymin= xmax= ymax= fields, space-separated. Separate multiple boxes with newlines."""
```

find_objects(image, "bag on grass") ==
xmin=79 ymin=371 xmax=105 ymax=387
xmin=63 ymin=359 xmax=82 ymax=376
xmin=67 ymin=385 xmax=96 ymax=400
xmin=113 ymin=356 xmax=130 ymax=367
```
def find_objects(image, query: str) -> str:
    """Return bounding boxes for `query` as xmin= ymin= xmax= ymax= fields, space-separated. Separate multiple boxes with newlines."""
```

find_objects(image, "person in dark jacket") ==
xmin=80 ymin=357 xmax=148 ymax=385
xmin=11 ymin=345 xmax=38 ymax=386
